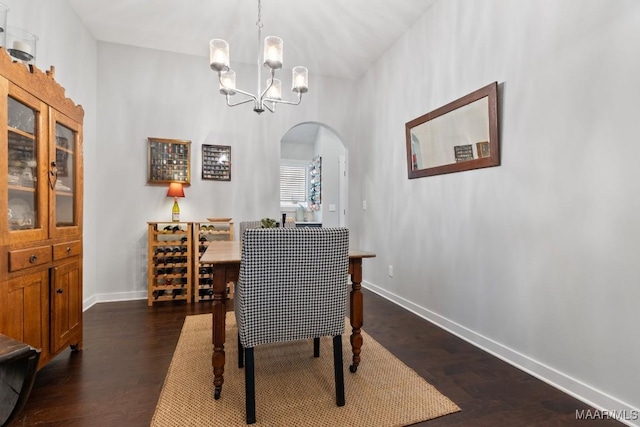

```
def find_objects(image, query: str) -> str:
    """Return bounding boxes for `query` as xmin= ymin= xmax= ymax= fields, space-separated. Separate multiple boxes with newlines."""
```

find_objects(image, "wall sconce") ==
xmin=167 ymin=182 xmax=185 ymax=222
xmin=0 ymin=3 xmax=8 ymax=49
xmin=7 ymin=26 xmax=38 ymax=65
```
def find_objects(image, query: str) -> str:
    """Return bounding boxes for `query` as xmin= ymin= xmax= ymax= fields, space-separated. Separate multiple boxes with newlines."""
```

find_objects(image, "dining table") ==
xmin=199 ymin=240 xmax=376 ymax=399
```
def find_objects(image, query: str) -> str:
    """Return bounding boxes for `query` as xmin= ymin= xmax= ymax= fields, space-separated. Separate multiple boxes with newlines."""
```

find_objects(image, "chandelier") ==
xmin=209 ymin=0 xmax=309 ymax=114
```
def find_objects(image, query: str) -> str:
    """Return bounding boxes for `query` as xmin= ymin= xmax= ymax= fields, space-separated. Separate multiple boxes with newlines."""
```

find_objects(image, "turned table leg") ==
xmin=349 ymin=258 xmax=363 ymax=373
xmin=211 ymin=264 xmax=228 ymax=399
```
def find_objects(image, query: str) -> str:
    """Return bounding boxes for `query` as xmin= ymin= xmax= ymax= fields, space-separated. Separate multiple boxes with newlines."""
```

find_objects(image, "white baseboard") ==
xmin=84 ymin=291 xmax=147 ymax=311
xmin=363 ymin=281 xmax=640 ymax=427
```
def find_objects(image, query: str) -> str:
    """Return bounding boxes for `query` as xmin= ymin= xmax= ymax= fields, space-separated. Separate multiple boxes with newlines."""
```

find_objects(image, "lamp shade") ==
xmin=292 ymin=66 xmax=308 ymax=93
xmin=167 ymin=182 xmax=185 ymax=198
xmin=210 ymin=39 xmax=230 ymax=72
xmin=219 ymin=70 xmax=237 ymax=95
xmin=265 ymin=78 xmax=282 ymax=100
xmin=263 ymin=36 xmax=283 ymax=69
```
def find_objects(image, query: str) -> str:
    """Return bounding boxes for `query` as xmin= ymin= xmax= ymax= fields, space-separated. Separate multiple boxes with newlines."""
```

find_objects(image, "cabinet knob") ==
xmin=66 ymin=246 xmax=72 ymax=253
xmin=56 ymin=288 xmax=63 ymax=294
xmin=29 ymin=254 xmax=38 ymax=263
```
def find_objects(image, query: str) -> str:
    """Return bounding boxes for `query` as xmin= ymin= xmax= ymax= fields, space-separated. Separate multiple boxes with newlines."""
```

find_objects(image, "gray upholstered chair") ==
xmin=234 ymin=227 xmax=349 ymax=424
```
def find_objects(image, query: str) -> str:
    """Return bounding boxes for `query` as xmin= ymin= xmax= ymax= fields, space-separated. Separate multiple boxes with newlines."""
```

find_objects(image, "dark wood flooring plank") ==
xmin=13 ymin=290 xmax=622 ymax=426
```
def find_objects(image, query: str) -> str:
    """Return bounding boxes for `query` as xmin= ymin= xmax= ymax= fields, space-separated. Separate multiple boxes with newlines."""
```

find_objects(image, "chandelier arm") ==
xmin=258 ymin=69 xmax=276 ymax=101
xmin=263 ymin=102 xmax=275 ymax=113
xmin=228 ymin=86 xmax=259 ymax=101
xmin=217 ymin=72 xmax=259 ymax=106
xmin=225 ymin=95 xmax=255 ymax=108
xmin=264 ymin=92 xmax=303 ymax=106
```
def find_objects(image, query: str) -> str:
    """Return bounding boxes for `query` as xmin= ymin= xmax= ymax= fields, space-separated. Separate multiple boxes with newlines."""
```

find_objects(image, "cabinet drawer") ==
xmin=9 ymin=246 xmax=52 ymax=272
xmin=53 ymin=241 xmax=82 ymax=261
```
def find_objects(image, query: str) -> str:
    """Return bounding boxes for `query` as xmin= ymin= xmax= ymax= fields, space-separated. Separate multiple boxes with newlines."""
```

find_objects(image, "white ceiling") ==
xmin=66 ymin=0 xmax=436 ymax=80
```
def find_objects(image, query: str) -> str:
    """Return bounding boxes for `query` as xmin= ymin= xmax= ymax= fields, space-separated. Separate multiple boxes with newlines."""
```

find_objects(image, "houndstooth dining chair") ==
xmin=238 ymin=220 xmax=262 ymax=242
xmin=239 ymin=219 xmax=296 ymax=242
xmin=234 ymin=227 xmax=349 ymax=424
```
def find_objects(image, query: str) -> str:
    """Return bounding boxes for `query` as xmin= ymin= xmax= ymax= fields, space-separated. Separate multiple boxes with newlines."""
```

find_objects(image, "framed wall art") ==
xmin=202 ymin=144 xmax=231 ymax=181
xmin=147 ymin=137 xmax=191 ymax=185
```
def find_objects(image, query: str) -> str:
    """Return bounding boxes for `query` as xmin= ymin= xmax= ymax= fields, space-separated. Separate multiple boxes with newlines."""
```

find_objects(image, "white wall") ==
xmin=355 ymin=0 xmax=640 ymax=420
xmin=94 ymin=42 xmax=358 ymax=301
xmin=2 ymin=0 xmax=99 ymax=304
xmin=281 ymin=140 xmax=314 ymax=160
xmin=314 ymin=126 xmax=346 ymax=227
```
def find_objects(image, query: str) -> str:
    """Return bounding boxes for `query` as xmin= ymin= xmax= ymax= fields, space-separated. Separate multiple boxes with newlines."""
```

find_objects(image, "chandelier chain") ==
xmin=256 ymin=0 xmax=263 ymax=29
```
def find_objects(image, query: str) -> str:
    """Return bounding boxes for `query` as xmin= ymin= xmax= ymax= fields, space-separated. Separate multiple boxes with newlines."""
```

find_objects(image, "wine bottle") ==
xmin=172 ymin=199 xmax=180 ymax=222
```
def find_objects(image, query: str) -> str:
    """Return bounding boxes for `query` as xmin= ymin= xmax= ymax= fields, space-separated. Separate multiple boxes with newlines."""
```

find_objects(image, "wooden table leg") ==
xmin=211 ymin=263 xmax=228 ymax=399
xmin=348 ymin=258 xmax=363 ymax=373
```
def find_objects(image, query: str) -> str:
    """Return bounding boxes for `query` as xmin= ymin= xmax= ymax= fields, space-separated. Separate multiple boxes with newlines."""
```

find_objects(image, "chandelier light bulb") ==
xmin=292 ymin=66 xmax=309 ymax=93
xmin=210 ymin=39 xmax=230 ymax=72
xmin=263 ymin=36 xmax=283 ymax=69
xmin=265 ymin=78 xmax=282 ymax=100
xmin=219 ymin=70 xmax=236 ymax=95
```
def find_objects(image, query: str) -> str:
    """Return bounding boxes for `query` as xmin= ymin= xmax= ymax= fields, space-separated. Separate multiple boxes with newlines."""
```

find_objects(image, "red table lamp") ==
xmin=167 ymin=183 xmax=185 ymax=222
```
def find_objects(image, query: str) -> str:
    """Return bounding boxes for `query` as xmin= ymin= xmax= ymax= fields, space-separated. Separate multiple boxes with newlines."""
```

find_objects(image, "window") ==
xmin=280 ymin=160 xmax=308 ymax=208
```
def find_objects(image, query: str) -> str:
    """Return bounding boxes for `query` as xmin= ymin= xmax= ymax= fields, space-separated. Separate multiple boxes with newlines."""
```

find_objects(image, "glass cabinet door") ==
xmin=5 ymin=88 xmax=48 ymax=244
xmin=49 ymin=110 xmax=81 ymax=238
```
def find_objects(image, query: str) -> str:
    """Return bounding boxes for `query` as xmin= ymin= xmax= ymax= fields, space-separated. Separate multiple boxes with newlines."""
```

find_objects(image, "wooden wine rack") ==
xmin=147 ymin=222 xmax=193 ymax=306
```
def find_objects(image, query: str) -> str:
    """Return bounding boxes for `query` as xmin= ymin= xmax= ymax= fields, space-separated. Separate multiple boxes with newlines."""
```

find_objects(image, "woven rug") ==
xmin=151 ymin=313 xmax=460 ymax=426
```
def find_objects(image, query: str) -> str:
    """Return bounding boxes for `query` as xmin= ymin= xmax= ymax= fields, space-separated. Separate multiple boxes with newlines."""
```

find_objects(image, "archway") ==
xmin=280 ymin=122 xmax=347 ymax=227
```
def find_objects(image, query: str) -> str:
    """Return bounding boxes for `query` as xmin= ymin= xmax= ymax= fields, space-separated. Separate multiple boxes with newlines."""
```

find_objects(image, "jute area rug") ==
xmin=151 ymin=313 xmax=460 ymax=426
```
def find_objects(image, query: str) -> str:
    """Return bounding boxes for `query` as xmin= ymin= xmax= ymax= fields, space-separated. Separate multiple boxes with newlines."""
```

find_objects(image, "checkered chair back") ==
xmin=235 ymin=227 xmax=349 ymax=349
xmin=239 ymin=221 xmax=263 ymax=242
xmin=239 ymin=219 xmax=296 ymax=242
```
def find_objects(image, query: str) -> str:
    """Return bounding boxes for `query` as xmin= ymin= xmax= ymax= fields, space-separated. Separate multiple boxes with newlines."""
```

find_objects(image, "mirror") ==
xmin=405 ymin=82 xmax=499 ymax=178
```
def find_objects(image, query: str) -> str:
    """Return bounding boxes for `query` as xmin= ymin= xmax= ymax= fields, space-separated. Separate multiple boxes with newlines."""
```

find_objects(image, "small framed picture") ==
xmin=476 ymin=141 xmax=490 ymax=158
xmin=202 ymin=144 xmax=231 ymax=181
xmin=147 ymin=137 xmax=191 ymax=185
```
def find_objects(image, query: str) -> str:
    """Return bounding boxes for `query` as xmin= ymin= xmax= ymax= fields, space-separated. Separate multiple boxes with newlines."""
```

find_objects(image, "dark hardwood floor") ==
xmin=13 ymin=289 xmax=620 ymax=427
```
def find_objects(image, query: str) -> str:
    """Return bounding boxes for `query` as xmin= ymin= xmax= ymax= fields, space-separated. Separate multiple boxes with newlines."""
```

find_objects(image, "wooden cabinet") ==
xmin=50 ymin=259 xmax=82 ymax=354
xmin=0 ymin=271 xmax=49 ymax=352
xmin=147 ymin=222 xmax=193 ymax=306
xmin=0 ymin=49 xmax=84 ymax=369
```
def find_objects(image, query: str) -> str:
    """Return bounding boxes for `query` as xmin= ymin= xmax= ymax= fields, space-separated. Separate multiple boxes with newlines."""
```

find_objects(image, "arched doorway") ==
xmin=280 ymin=122 xmax=347 ymax=227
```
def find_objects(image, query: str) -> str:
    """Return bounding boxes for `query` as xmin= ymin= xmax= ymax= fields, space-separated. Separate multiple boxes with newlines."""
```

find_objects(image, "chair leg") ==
xmin=238 ymin=334 xmax=244 ymax=368
xmin=313 ymin=337 xmax=320 ymax=357
xmin=245 ymin=347 xmax=256 ymax=424
xmin=333 ymin=335 xmax=345 ymax=407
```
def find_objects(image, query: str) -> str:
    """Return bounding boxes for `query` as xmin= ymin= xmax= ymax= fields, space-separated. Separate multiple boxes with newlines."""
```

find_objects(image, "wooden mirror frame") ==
xmin=405 ymin=82 xmax=500 ymax=179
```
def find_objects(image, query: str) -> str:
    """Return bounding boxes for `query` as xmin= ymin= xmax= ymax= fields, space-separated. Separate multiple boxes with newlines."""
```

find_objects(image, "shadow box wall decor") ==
xmin=202 ymin=144 xmax=231 ymax=181
xmin=147 ymin=137 xmax=191 ymax=184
